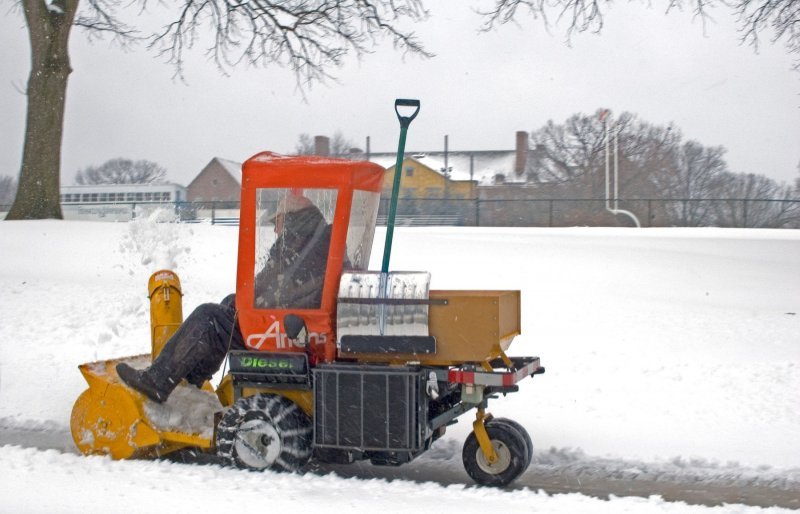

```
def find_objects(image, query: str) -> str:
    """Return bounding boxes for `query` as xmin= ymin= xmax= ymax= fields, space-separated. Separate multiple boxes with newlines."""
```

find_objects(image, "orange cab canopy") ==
xmin=236 ymin=152 xmax=385 ymax=363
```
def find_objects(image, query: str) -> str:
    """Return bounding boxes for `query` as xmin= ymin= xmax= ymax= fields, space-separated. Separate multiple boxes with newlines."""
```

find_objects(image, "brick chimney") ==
xmin=514 ymin=131 xmax=529 ymax=175
xmin=314 ymin=135 xmax=330 ymax=156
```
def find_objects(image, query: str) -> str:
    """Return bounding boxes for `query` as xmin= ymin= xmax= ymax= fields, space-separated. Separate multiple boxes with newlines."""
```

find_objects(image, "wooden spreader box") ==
xmin=340 ymin=290 xmax=521 ymax=366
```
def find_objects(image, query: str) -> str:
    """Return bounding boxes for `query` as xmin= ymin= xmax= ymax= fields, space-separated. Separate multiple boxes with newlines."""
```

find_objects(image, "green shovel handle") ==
xmin=395 ymin=99 xmax=421 ymax=129
xmin=382 ymin=99 xmax=421 ymax=274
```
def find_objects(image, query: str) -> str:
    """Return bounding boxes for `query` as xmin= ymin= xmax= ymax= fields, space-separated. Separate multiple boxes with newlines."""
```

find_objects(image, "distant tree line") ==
xmin=4 ymin=122 xmax=797 ymax=228
xmin=519 ymin=110 xmax=800 ymax=228
xmin=298 ymin=114 xmax=798 ymax=228
xmin=74 ymin=158 xmax=167 ymax=185
xmin=0 ymin=157 xmax=165 ymax=209
xmin=0 ymin=176 xmax=17 ymax=206
xmin=294 ymin=131 xmax=360 ymax=157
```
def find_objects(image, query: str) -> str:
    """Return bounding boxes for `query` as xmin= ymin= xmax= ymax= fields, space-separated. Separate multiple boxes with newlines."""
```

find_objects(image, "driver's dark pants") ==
xmin=144 ymin=294 xmax=245 ymax=395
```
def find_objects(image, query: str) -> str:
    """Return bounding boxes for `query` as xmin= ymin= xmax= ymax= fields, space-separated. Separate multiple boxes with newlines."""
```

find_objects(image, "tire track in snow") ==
xmin=2 ymin=422 xmax=798 ymax=510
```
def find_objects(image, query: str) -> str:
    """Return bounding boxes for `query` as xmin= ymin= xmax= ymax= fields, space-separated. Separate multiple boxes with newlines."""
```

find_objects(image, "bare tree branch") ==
xmin=144 ymin=1 xmax=431 ymax=84
xmin=480 ymin=0 xmax=800 ymax=69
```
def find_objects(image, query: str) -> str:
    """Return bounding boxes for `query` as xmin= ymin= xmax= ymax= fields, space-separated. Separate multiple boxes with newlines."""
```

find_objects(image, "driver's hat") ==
xmin=266 ymin=194 xmax=314 ymax=221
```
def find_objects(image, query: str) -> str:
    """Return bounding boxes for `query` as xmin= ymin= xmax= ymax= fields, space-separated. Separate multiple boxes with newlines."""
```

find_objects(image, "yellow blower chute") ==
xmin=70 ymin=270 xmax=218 ymax=459
xmin=148 ymin=270 xmax=183 ymax=358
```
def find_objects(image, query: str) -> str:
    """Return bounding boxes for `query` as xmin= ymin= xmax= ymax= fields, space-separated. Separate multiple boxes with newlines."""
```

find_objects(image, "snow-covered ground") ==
xmin=0 ymin=217 xmax=798 ymax=513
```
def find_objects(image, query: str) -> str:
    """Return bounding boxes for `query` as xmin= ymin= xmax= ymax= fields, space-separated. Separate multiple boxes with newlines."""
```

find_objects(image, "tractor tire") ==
xmin=216 ymin=393 xmax=312 ymax=472
xmin=489 ymin=417 xmax=533 ymax=467
xmin=462 ymin=422 xmax=528 ymax=487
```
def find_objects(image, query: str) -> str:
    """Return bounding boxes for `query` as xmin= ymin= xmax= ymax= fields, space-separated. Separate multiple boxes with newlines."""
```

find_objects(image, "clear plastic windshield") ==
xmin=345 ymin=190 xmax=380 ymax=270
xmin=254 ymin=188 xmax=337 ymax=309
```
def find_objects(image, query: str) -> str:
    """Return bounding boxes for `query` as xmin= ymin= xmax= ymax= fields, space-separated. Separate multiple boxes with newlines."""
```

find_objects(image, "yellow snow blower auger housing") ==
xmin=70 ymin=100 xmax=544 ymax=486
xmin=70 ymin=270 xmax=222 ymax=460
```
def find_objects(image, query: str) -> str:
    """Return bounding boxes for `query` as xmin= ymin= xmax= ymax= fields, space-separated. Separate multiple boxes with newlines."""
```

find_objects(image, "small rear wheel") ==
xmin=489 ymin=417 xmax=533 ymax=467
xmin=462 ymin=423 xmax=528 ymax=486
xmin=216 ymin=393 xmax=312 ymax=472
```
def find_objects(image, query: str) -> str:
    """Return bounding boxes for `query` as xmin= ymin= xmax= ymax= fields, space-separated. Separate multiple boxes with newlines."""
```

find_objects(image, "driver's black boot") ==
xmin=116 ymin=363 xmax=171 ymax=403
xmin=116 ymin=301 xmax=240 ymax=403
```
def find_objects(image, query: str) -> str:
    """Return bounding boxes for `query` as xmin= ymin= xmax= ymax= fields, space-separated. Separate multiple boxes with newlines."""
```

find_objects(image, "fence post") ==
xmin=211 ymin=202 xmax=216 ymax=225
xmin=475 ymin=197 xmax=480 ymax=227
xmin=647 ymin=200 xmax=652 ymax=227
xmin=742 ymin=199 xmax=748 ymax=228
xmin=548 ymin=200 xmax=554 ymax=227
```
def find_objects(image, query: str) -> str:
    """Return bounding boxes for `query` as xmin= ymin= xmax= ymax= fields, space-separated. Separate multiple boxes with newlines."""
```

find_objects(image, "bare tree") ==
xmin=294 ymin=131 xmax=357 ymax=156
xmin=524 ymin=110 xmax=783 ymax=226
xmin=525 ymin=110 xmax=614 ymax=194
xmin=294 ymin=134 xmax=316 ymax=156
xmin=655 ymin=141 xmax=730 ymax=226
xmin=527 ymin=110 xmax=687 ymax=200
xmin=74 ymin=158 xmax=167 ymax=185
xmin=0 ymin=176 xmax=18 ymax=206
xmin=6 ymin=0 xmax=430 ymax=220
xmin=330 ymin=131 xmax=359 ymax=157
xmin=795 ymin=161 xmax=800 ymax=193
xmin=5 ymin=1 xmax=79 ymax=220
xmin=480 ymin=0 xmax=800 ymax=69
xmin=712 ymin=172 xmax=800 ymax=227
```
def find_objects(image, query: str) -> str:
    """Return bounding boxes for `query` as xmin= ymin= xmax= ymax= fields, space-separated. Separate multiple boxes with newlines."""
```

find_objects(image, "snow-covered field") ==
xmin=0 ymin=217 xmax=798 ymax=513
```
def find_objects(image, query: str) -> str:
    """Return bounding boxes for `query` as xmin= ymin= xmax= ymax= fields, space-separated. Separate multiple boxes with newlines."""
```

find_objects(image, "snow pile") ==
xmin=143 ymin=385 xmax=222 ymax=439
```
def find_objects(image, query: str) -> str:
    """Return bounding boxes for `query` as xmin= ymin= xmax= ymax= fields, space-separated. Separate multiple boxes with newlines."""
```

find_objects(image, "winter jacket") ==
xmin=254 ymin=205 xmax=331 ymax=309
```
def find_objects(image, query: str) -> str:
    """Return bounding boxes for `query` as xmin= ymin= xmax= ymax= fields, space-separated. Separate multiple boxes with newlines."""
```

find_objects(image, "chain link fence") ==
xmin=2 ymin=198 xmax=798 ymax=228
xmin=375 ymin=197 xmax=800 ymax=228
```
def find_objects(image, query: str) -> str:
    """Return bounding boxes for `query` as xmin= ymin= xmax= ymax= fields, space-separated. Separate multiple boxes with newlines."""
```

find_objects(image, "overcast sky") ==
xmin=1 ymin=1 xmax=798 ymax=188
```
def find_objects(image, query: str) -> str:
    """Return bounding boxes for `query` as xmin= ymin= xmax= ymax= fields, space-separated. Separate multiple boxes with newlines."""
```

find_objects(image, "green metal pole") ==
xmin=381 ymin=99 xmax=420 ymax=274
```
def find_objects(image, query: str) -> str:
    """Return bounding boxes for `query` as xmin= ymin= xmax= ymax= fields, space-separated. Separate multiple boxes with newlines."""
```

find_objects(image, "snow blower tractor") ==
xmin=70 ymin=100 xmax=545 ymax=486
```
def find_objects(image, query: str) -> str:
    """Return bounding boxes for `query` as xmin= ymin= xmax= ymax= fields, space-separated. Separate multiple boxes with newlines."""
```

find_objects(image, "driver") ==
xmin=255 ymin=194 xmax=331 ymax=309
xmin=116 ymin=194 xmax=331 ymax=403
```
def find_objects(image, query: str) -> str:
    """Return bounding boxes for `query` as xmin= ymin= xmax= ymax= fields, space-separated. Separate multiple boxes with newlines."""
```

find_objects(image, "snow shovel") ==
xmin=381 ymin=98 xmax=420 ymax=273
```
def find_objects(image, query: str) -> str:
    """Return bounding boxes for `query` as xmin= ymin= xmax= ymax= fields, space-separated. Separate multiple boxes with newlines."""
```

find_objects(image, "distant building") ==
xmin=59 ymin=183 xmax=188 ymax=221
xmin=373 ymin=155 xmax=478 ymax=199
xmin=184 ymin=132 xmax=542 ymax=205
xmin=186 ymin=158 xmax=242 ymax=203
xmin=359 ymin=131 xmax=540 ymax=199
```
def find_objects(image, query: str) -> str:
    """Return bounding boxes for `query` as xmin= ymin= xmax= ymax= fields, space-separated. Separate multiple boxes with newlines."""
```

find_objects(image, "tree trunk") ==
xmin=6 ymin=0 xmax=78 ymax=220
